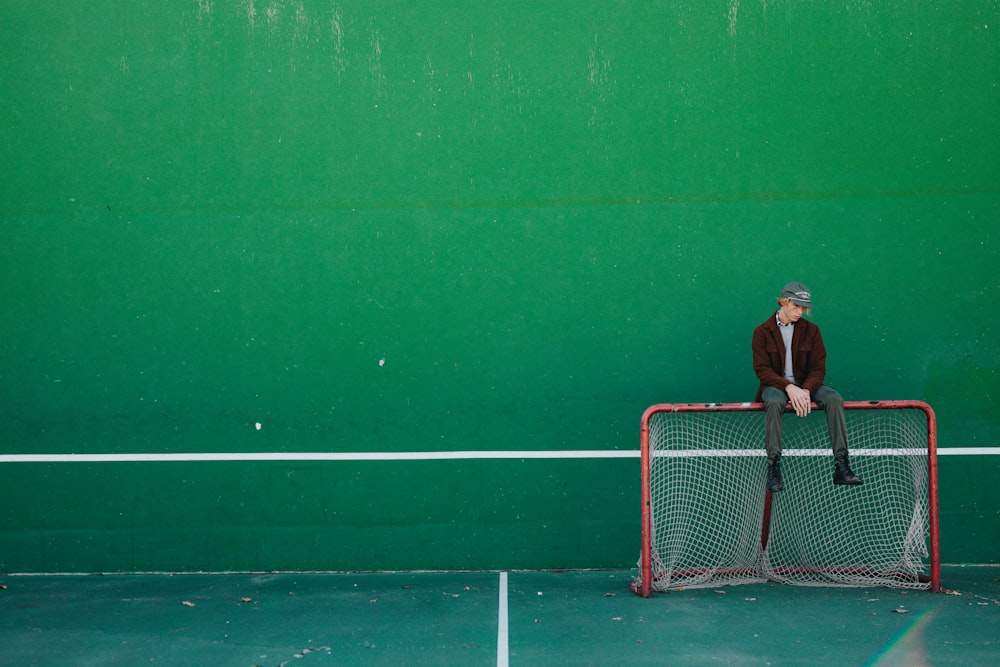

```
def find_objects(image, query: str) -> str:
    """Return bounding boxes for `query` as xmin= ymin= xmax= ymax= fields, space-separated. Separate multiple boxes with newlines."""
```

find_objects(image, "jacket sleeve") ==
xmin=752 ymin=324 xmax=791 ymax=390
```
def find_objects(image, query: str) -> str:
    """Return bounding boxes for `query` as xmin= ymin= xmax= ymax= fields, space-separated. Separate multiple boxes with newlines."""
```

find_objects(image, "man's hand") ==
xmin=786 ymin=384 xmax=811 ymax=417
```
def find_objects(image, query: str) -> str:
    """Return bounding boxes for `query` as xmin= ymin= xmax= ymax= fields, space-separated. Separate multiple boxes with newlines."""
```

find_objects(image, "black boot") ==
xmin=833 ymin=459 xmax=863 ymax=486
xmin=766 ymin=460 xmax=783 ymax=492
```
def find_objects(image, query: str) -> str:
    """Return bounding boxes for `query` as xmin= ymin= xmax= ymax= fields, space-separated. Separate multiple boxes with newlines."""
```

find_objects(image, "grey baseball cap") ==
xmin=781 ymin=282 xmax=814 ymax=308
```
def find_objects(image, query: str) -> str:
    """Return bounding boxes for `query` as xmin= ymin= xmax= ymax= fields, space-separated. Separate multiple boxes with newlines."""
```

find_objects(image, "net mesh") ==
xmin=640 ymin=405 xmax=932 ymax=592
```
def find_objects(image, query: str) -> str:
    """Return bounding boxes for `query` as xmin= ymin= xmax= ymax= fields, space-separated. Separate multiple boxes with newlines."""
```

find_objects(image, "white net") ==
xmin=637 ymin=404 xmax=934 ymax=592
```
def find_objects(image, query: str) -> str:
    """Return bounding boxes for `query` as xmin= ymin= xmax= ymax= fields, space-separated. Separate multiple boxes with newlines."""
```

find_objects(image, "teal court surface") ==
xmin=1 ymin=566 xmax=998 ymax=666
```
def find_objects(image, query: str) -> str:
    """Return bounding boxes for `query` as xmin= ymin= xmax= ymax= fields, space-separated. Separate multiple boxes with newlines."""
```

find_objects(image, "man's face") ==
xmin=778 ymin=299 xmax=805 ymax=324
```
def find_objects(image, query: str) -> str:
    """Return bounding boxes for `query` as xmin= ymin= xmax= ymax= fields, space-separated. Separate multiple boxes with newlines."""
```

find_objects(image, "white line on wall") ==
xmin=0 ymin=450 xmax=640 ymax=463
xmin=0 ymin=448 xmax=993 ymax=464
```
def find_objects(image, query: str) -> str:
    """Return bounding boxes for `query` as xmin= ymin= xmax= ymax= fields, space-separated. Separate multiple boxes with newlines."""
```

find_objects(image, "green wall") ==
xmin=2 ymin=2 xmax=998 ymax=572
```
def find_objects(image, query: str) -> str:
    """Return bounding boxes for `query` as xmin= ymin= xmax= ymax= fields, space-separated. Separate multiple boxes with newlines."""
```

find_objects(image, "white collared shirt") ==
xmin=776 ymin=312 xmax=795 ymax=384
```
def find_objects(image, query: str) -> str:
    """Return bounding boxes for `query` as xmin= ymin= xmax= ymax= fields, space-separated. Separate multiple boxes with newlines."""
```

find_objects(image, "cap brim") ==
xmin=789 ymin=298 xmax=814 ymax=309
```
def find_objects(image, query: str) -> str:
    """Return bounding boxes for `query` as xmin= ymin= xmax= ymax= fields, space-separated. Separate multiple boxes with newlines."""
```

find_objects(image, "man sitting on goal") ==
xmin=751 ymin=281 xmax=863 ymax=492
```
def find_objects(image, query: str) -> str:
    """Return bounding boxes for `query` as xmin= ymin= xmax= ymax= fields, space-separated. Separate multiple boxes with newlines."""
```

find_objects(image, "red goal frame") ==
xmin=634 ymin=400 xmax=940 ymax=597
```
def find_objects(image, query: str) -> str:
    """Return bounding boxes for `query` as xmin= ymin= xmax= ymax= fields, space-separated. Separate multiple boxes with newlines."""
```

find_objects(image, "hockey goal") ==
xmin=632 ymin=401 xmax=940 ymax=596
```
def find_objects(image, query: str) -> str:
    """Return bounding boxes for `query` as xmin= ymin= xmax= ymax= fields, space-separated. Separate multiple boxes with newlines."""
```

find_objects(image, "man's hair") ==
xmin=777 ymin=296 xmax=811 ymax=315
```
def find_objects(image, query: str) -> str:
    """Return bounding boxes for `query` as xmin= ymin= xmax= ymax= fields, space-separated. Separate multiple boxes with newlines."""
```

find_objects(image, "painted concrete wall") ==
xmin=1 ymin=2 xmax=997 ymax=572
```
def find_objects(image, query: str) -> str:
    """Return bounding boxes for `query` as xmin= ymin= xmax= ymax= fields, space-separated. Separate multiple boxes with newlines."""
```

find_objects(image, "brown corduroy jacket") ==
xmin=751 ymin=313 xmax=828 ymax=402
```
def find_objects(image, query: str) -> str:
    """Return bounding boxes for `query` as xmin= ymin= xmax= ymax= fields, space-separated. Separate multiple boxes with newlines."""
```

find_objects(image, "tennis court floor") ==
xmin=1 ymin=566 xmax=997 ymax=666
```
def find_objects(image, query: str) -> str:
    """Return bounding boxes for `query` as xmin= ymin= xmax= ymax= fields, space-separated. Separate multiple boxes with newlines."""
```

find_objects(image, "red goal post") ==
xmin=633 ymin=400 xmax=940 ymax=597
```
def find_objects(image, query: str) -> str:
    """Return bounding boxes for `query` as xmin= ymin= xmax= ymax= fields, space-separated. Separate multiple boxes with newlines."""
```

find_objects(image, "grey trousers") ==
xmin=762 ymin=385 xmax=849 ymax=464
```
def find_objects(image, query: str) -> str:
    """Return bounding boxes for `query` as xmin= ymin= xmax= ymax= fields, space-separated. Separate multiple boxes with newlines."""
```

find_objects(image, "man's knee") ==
xmin=816 ymin=386 xmax=843 ymax=409
xmin=762 ymin=387 xmax=788 ymax=411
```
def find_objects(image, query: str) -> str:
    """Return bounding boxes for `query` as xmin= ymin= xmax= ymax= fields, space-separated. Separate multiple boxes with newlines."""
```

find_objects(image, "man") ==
xmin=751 ymin=281 xmax=862 ymax=492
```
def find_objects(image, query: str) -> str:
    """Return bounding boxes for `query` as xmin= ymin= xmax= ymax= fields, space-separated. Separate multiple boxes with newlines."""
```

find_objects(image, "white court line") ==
xmin=497 ymin=571 xmax=509 ymax=667
xmin=0 ymin=448 xmax=993 ymax=464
